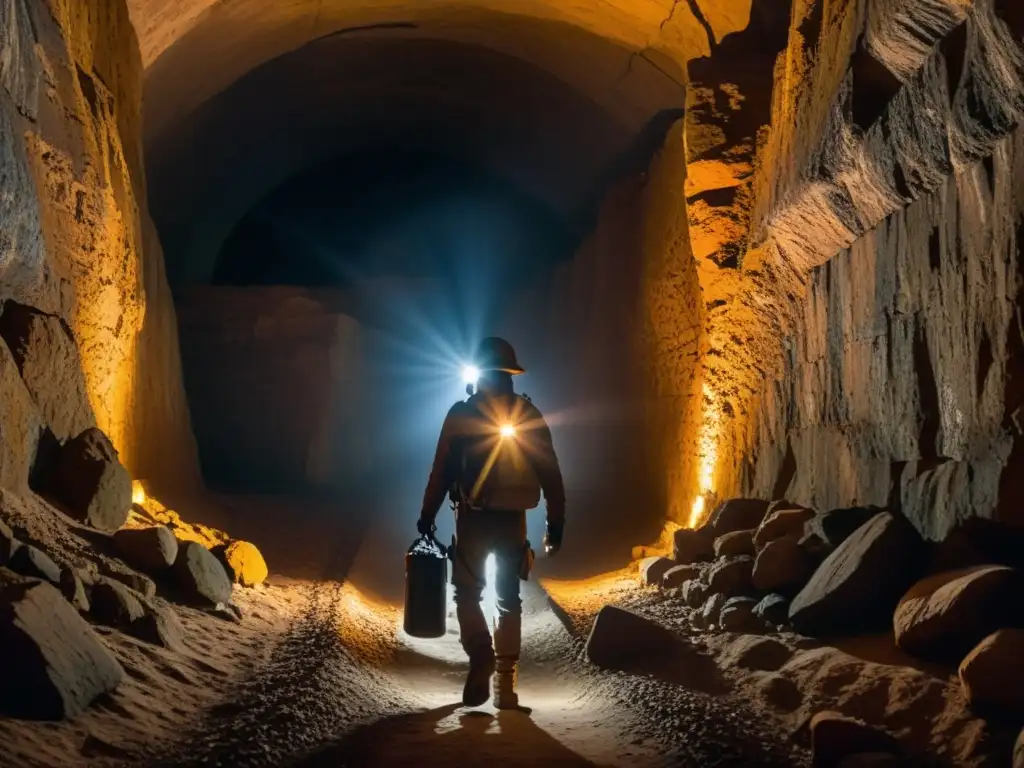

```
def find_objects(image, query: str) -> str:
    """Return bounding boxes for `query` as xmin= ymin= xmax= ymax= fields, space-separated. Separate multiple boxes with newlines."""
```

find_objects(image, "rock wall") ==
xmin=0 ymin=0 xmax=199 ymax=493
xmin=176 ymin=288 xmax=369 ymax=493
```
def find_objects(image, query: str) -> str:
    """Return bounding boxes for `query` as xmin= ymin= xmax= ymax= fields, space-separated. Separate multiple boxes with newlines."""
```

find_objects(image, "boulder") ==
xmin=683 ymin=579 xmax=707 ymax=608
xmin=721 ymin=635 xmax=792 ymax=671
xmin=697 ymin=592 xmax=728 ymax=629
xmin=707 ymin=555 xmax=755 ymax=597
xmin=0 ymin=518 xmax=20 ymax=565
xmin=44 ymin=428 xmax=131 ymax=532
xmin=0 ymin=302 xmax=94 ymax=442
xmin=58 ymin=568 xmax=89 ymax=613
xmin=789 ymin=512 xmax=926 ymax=637
xmin=705 ymin=498 xmax=771 ymax=538
xmin=172 ymin=541 xmax=232 ymax=606
xmin=112 ymin=526 xmax=178 ymax=573
xmin=753 ymin=593 xmax=790 ymax=626
xmin=8 ymin=544 xmax=61 ymax=584
xmin=99 ymin=564 xmax=156 ymax=599
xmin=672 ymin=528 xmax=714 ymax=564
xmin=0 ymin=337 xmax=41 ymax=490
xmin=586 ymin=605 xmax=681 ymax=668
xmin=0 ymin=579 xmax=123 ymax=719
xmin=959 ymin=629 xmax=1024 ymax=714
xmin=719 ymin=597 xmax=762 ymax=632
xmin=810 ymin=711 xmax=900 ymax=767
xmin=90 ymin=578 xmax=145 ymax=627
xmin=639 ymin=556 xmax=675 ymax=587
xmin=894 ymin=565 xmax=1024 ymax=660
xmin=130 ymin=600 xmax=185 ymax=652
xmin=714 ymin=529 xmax=755 ymax=558
xmin=806 ymin=507 xmax=883 ymax=549
xmin=215 ymin=541 xmax=268 ymax=587
xmin=753 ymin=536 xmax=812 ymax=593
xmin=755 ymin=507 xmax=816 ymax=551
xmin=663 ymin=564 xmax=701 ymax=589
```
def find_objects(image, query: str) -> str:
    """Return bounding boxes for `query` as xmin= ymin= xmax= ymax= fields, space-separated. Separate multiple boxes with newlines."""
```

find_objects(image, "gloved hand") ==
xmin=416 ymin=517 xmax=436 ymax=538
xmin=543 ymin=521 xmax=563 ymax=556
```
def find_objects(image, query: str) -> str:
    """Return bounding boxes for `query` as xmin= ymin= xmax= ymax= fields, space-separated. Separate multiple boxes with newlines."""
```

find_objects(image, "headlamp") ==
xmin=499 ymin=423 xmax=517 ymax=439
xmin=462 ymin=365 xmax=480 ymax=385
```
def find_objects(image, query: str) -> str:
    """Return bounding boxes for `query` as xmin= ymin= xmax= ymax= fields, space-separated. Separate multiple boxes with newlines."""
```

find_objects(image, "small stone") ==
xmin=44 ymin=428 xmax=131 ymax=532
xmin=719 ymin=596 xmax=762 ymax=632
xmin=707 ymin=555 xmax=755 ymax=597
xmin=8 ymin=544 xmax=61 ymax=584
xmin=714 ymin=529 xmax=755 ymax=558
xmin=810 ymin=711 xmax=900 ymax=767
xmin=639 ymin=556 xmax=675 ymax=587
xmin=705 ymin=498 xmax=771 ymax=538
xmin=959 ymin=629 xmax=1024 ymax=714
xmin=755 ymin=507 xmax=816 ymax=551
xmin=90 ymin=578 xmax=145 ymax=627
xmin=672 ymin=529 xmax=714 ymax=564
xmin=721 ymin=634 xmax=792 ymax=671
xmin=754 ymin=594 xmax=790 ymax=626
xmin=663 ymin=564 xmax=701 ymax=589
xmin=112 ymin=526 xmax=178 ymax=573
xmin=586 ymin=605 xmax=682 ymax=668
xmin=99 ymin=564 xmax=156 ymax=599
xmin=0 ymin=579 xmax=124 ymax=719
xmin=211 ymin=602 xmax=242 ymax=624
xmin=58 ymin=568 xmax=89 ymax=613
xmin=683 ymin=579 xmax=707 ymax=608
xmin=753 ymin=536 xmax=812 ymax=593
xmin=696 ymin=592 xmax=728 ymax=629
xmin=130 ymin=600 xmax=185 ymax=652
xmin=172 ymin=541 xmax=232 ymax=606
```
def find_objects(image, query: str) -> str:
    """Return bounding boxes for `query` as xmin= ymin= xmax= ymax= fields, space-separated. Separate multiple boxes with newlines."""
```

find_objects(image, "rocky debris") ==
xmin=8 ymin=544 xmax=61 ymax=584
xmin=0 ymin=578 xmax=123 ymax=719
xmin=0 ymin=301 xmax=94 ymax=443
xmin=754 ymin=507 xmax=816 ymax=551
xmin=210 ymin=602 xmax=242 ymax=624
xmin=806 ymin=507 xmax=882 ymax=550
xmin=639 ymin=556 xmax=675 ymax=586
xmin=43 ymin=428 xmax=132 ymax=532
xmin=0 ymin=518 xmax=20 ymax=564
xmin=213 ymin=540 xmax=268 ymax=587
xmin=0 ymin=335 xmax=41 ymax=490
xmin=789 ymin=512 xmax=925 ymax=636
xmin=720 ymin=635 xmax=792 ymax=671
xmin=810 ymin=711 xmax=900 ymax=767
xmin=958 ymin=629 xmax=1024 ymax=714
xmin=754 ymin=594 xmax=790 ymax=626
xmin=714 ymin=529 xmax=755 ymax=558
xmin=172 ymin=540 xmax=232 ymax=606
xmin=58 ymin=568 xmax=89 ymax=613
xmin=707 ymin=555 xmax=754 ymax=597
xmin=894 ymin=565 xmax=1024 ymax=660
xmin=663 ymin=564 xmax=701 ymax=589
xmin=130 ymin=600 xmax=185 ymax=652
xmin=719 ymin=597 xmax=762 ymax=632
xmin=696 ymin=592 xmax=728 ymax=630
xmin=753 ymin=535 xmax=811 ymax=593
xmin=683 ymin=579 xmax=707 ymax=607
xmin=705 ymin=498 xmax=771 ymax=538
xmin=90 ymin=577 xmax=145 ymax=627
xmin=586 ymin=605 xmax=681 ymax=668
xmin=99 ymin=563 xmax=156 ymax=599
xmin=112 ymin=525 xmax=178 ymax=573
xmin=672 ymin=528 xmax=714 ymax=564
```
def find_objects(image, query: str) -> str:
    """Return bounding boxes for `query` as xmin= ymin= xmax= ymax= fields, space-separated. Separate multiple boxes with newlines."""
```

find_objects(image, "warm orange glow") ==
xmin=132 ymin=480 xmax=146 ymax=505
xmin=499 ymin=423 xmax=517 ymax=439
xmin=688 ymin=381 xmax=721 ymax=529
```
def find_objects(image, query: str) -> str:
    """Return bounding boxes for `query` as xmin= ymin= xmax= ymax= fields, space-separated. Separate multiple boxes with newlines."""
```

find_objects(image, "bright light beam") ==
xmin=462 ymin=365 xmax=480 ymax=385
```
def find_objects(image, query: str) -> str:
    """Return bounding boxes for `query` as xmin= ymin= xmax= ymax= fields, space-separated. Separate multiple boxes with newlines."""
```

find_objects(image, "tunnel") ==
xmin=2 ymin=0 xmax=1024 ymax=766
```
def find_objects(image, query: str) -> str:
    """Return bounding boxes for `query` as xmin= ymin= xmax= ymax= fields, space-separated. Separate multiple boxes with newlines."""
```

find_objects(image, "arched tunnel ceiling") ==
xmin=129 ymin=0 xmax=756 ymax=287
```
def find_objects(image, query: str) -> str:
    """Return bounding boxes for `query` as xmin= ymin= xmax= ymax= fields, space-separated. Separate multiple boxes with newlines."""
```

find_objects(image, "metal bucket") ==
xmin=403 ymin=535 xmax=448 ymax=638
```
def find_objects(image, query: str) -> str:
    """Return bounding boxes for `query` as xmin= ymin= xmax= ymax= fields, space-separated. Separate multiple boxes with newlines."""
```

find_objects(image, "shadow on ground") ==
xmin=296 ymin=704 xmax=599 ymax=767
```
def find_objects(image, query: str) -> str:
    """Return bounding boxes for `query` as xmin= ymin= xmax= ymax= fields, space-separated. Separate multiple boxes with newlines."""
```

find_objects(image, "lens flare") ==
xmin=499 ymin=423 xmax=517 ymax=439
xmin=462 ymin=365 xmax=480 ymax=384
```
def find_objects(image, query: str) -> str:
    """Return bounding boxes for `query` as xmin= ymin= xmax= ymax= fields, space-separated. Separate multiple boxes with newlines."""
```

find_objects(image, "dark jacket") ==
xmin=420 ymin=392 xmax=566 ymax=526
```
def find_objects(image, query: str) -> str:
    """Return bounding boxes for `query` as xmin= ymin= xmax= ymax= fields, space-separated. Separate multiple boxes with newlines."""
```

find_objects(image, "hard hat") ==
xmin=474 ymin=337 xmax=525 ymax=375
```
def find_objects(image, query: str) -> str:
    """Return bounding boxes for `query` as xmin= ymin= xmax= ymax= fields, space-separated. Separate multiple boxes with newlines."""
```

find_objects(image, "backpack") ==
xmin=451 ymin=393 xmax=542 ymax=511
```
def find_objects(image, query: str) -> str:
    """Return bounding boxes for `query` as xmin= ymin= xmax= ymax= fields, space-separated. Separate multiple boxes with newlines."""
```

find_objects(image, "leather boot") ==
xmin=492 ymin=656 xmax=519 ymax=709
xmin=462 ymin=642 xmax=495 ymax=707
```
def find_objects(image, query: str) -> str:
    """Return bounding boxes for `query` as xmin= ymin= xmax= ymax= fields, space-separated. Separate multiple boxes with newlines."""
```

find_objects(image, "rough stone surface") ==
xmin=130 ymin=600 xmax=185 ymax=652
xmin=753 ymin=536 xmax=812 ymax=594
xmin=706 ymin=555 xmax=755 ymax=598
xmin=0 ymin=336 xmax=41 ymax=490
xmin=98 ymin=562 xmax=157 ymax=599
xmin=0 ymin=519 xmax=20 ymax=565
xmin=112 ymin=525 xmax=178 ymax=573
xmin=705 ymin=499 xmax=770 ymax=539
xmin=894 ymin=565 xmax=1024 ymax=660
xmin=697 ymin=592 xmax=728 ymax=630
xmin=672 ymin=528 xmax=714 ymax=565
xmin=682 ymin=579 xmax=707 ymax=608
xmin=662 ymin=564 xmax=701 ymax=589
xmin=810 ymin=712 xmax=900 ymax=768
xmin=0 ymin=579 xmax=123 ymax=719
xmin=754 ymin=507 xmax=816 ymax=551
xmin=639 ymin=556 xmax=675 ymax=587
xmin=754 ymin=594 xmax=790 ymax=627
xmin=1015 ymin=728 xmax=1024 ymax=768
xmin=44 ymin=428 xmax=132 ymax=533
xmin=90 ymin=578 xmax=146 ymax=627
xmin=215 ymin=540 xmax=268 ymax=587
xmin=959 ymin=629 xmax=1024 ymax=714
xmin=585 ymin=605 xmax=681 ymax=668
xmin=8 ymin=545 xmax=61 ymax=584
xmin=714 ymin=529 xmax=755 ymax=558
xmin=720 ymin=635 xmax=792 ymax=672
xmin=172 ymin=541 xmax=232 ymax=606
xmin=719 ymin=597 xmax=762 ymax=633
xmin=58 ymin=568 xmax=89 ymax=613
xmin=790 ymin=513 xmax=926 ymax=636
xmin=806 ymin=508 xmax=884 ymax=550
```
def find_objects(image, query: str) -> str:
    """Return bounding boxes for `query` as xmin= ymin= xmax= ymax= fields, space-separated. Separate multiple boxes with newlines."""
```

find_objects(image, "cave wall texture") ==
xmin=0 ymin=0 xmax=200 ymax=494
